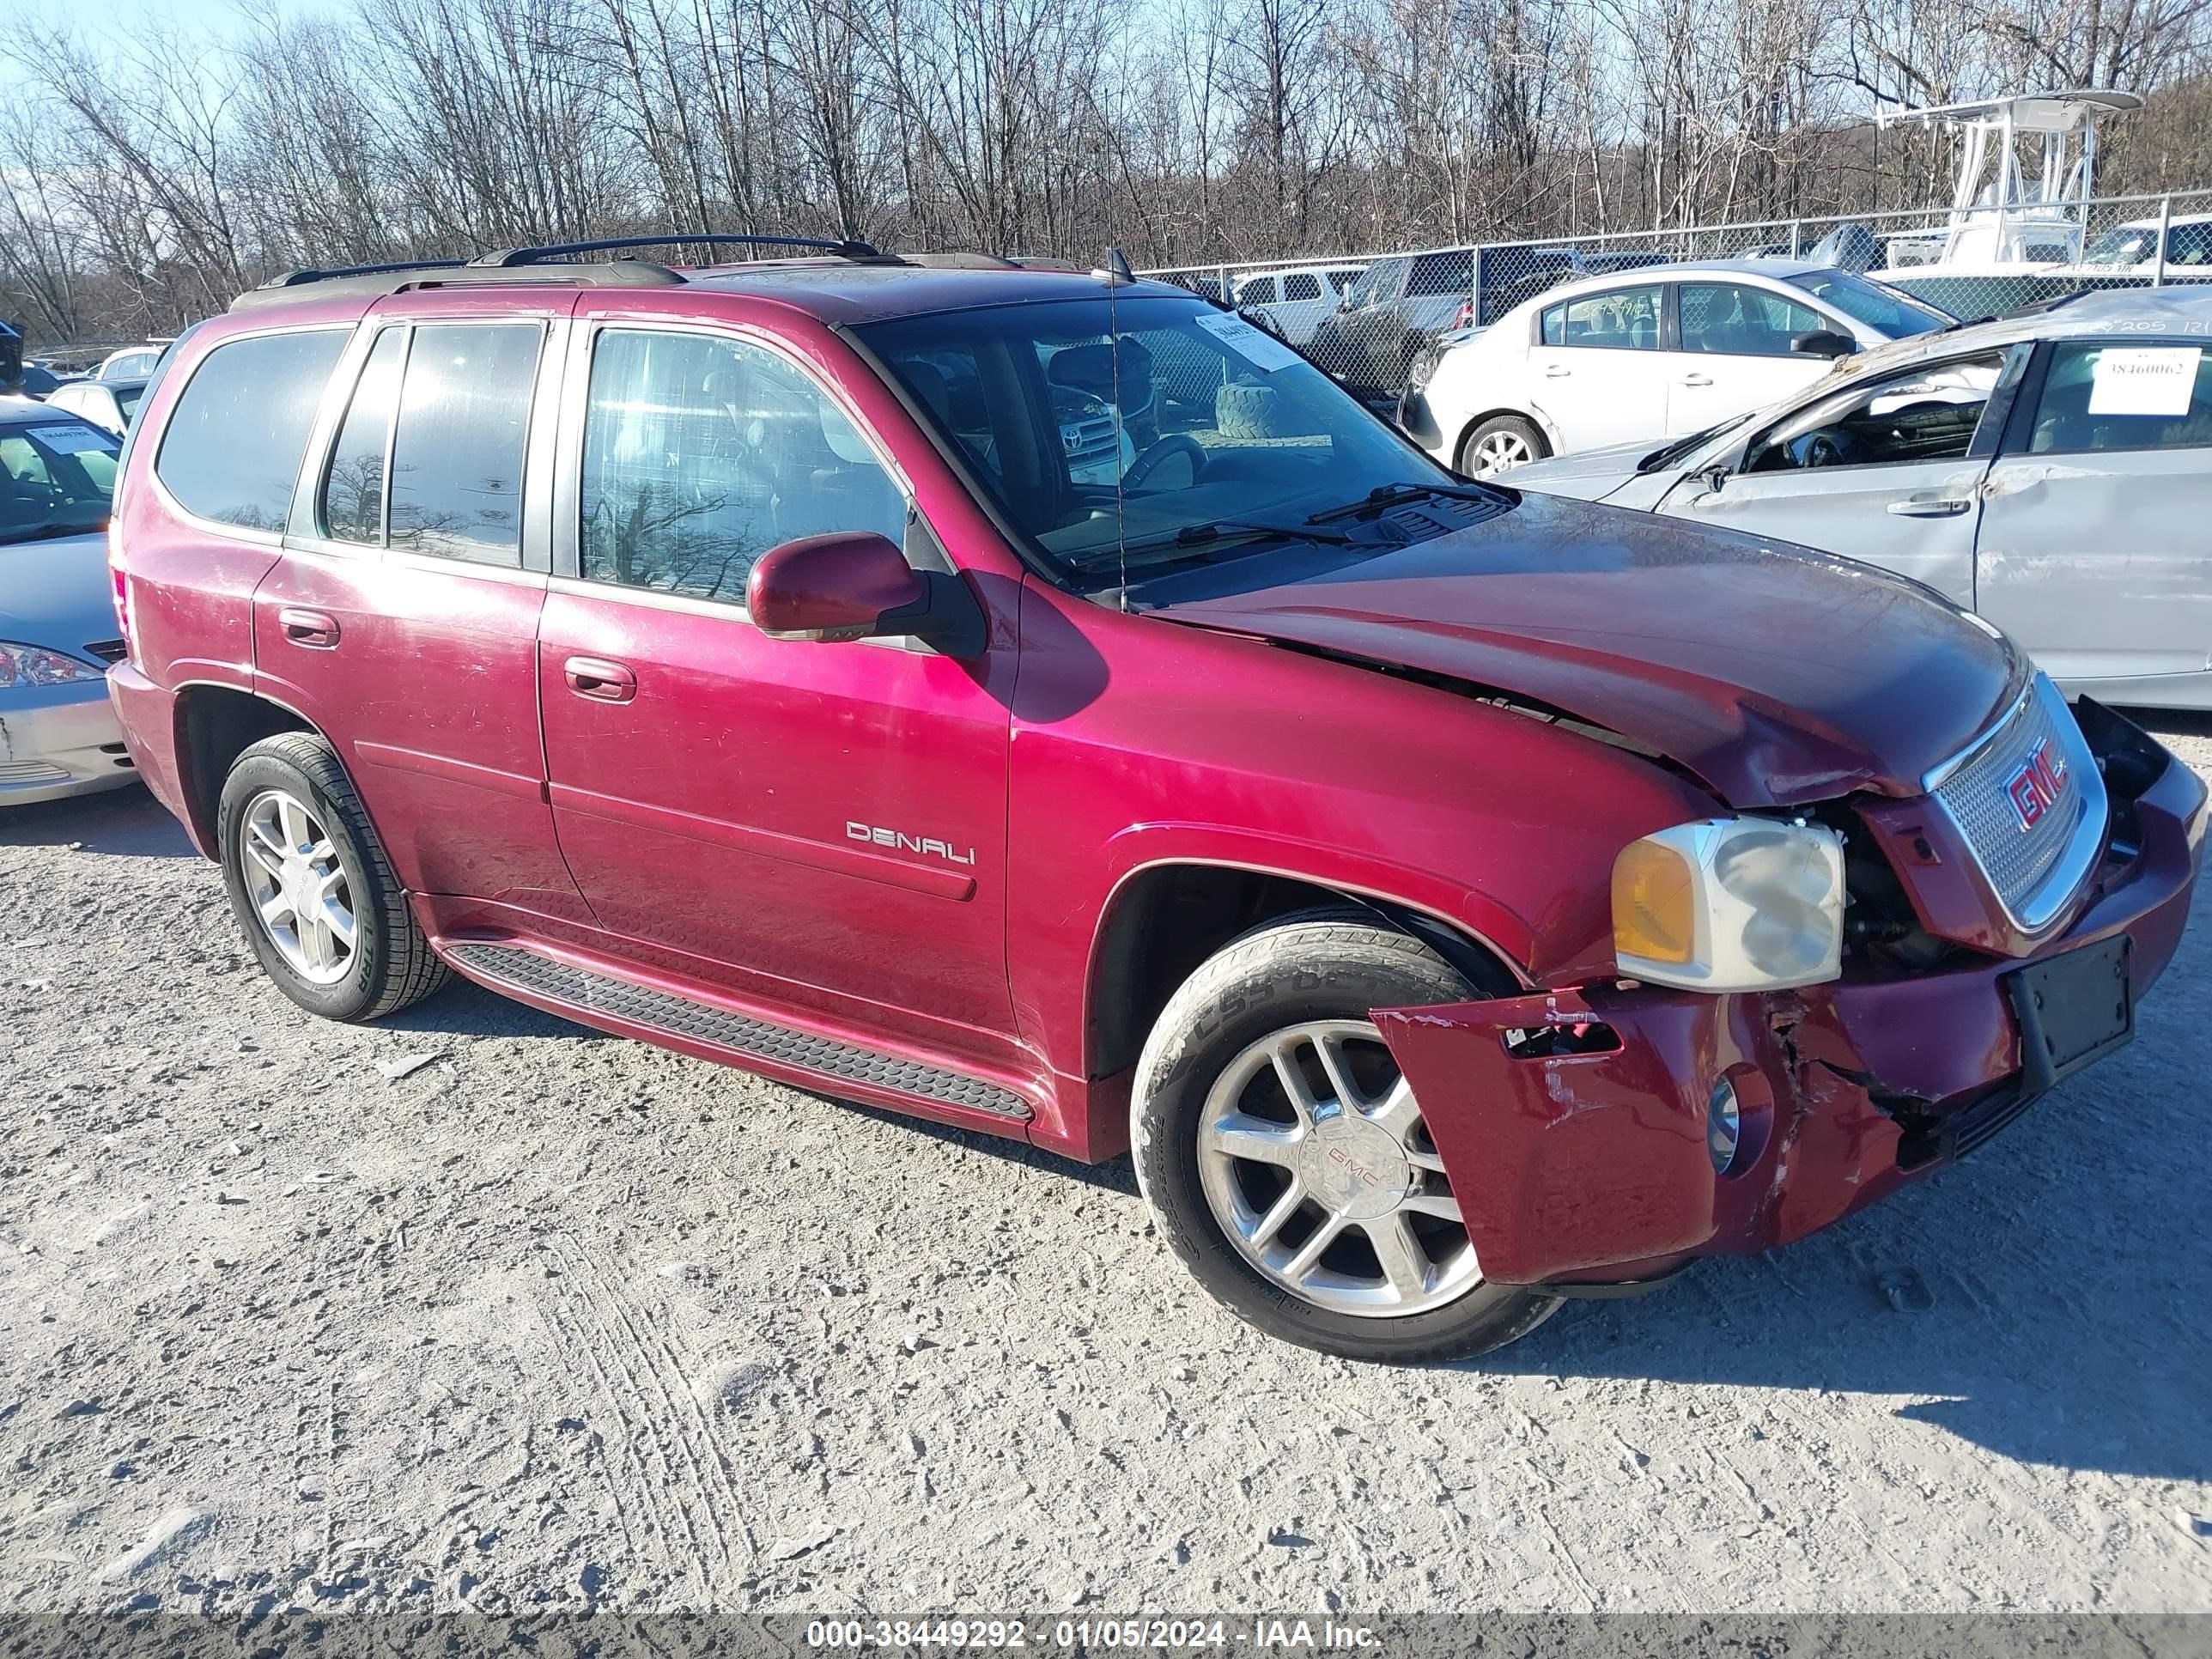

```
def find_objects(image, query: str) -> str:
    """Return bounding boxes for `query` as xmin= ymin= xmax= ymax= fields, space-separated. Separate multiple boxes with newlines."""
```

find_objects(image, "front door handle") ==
xmin=1887 ymin=495 xmax=1972 ymax=518
xmin=1544 ymin=364 xmax=1571 ymax=378
xmin=563 ymin=656 xmax=636 ymax=703
xmin=278 ymin=607 xmax=341 ymax=649
xmin=1680 ymin=373 xmax=1714 ymax=387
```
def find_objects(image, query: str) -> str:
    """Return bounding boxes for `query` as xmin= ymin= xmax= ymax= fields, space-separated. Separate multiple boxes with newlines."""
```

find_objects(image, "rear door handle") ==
xmin=278 ymin=607 xmax=341 ymax=649
xmin=1544 ymin=364 xmax=1571 ymax=378
xmin=1887 ymin=495 xmax=1972 ymax=518
xmin=563 ymin=656 xmax=636 ymax=703
xmin=1680 ymin=373 xmax=1714 ymax=387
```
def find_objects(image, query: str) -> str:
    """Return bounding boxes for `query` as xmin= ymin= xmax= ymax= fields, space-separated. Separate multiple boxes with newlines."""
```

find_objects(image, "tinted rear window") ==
xmin=154 ymin=330 xmax=347 ymax=531
xmin=386 ymin=323 xmax=542 ymax=565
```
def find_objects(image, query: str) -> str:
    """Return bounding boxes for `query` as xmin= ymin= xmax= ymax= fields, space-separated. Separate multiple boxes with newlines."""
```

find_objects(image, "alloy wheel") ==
xmin=238 ymin=787 xmax=358 ymax=985
xmin=1194 ymin=1018 xmax=1483 ymax=1318
xmin=1471 ymin=430 xmax=1534 ymax=476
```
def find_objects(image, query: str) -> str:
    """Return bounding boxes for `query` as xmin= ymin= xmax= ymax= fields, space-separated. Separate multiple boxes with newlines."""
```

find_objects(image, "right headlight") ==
xmin=1612 ymin=817 xmax=1845 ymax=993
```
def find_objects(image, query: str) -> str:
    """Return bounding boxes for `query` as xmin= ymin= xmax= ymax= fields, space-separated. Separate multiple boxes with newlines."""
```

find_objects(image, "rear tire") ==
xmin=217 ymin=732 xmax=448 ymax=1024
xmin=1457 ymin=414 xmax=1548 ymax=477
xmin=1131 ymin=914 xmax=1561 ymax=1363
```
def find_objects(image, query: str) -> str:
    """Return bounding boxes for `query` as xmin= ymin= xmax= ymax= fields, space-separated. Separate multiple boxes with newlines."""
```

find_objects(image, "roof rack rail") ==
xmin=266 ymin=258 xmax=468 ymax=287
xmin=229 ymin=258 xmax=685 ymax=313
xmin=470 ymin=233 xmax=885 ymax=267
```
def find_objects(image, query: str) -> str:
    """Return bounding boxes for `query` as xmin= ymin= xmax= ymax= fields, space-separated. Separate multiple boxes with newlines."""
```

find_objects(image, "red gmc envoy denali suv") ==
xmin=105 ymin=236 xmax=2204 ymax=1361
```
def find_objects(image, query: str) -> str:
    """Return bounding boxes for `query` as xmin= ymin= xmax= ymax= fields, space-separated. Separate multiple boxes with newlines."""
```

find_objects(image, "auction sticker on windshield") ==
xmin=1192 ymin=312 xmax=1304 ymax=374
xmin=27 ymin=424 xmax=117 ymax=454
xmin=2088 ymin=346 xmax=2202 ymax=416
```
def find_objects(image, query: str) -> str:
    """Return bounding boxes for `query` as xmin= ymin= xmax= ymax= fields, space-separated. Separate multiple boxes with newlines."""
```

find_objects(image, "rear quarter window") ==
xmin=153 ymin=329 xmax=349 ymax=532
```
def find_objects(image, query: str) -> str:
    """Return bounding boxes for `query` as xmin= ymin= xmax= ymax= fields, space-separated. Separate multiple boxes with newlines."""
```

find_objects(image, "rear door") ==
xmin=1659 ymin=346 xmax=2022 ymax=607
xmin=1976 ymin=336 xmax=2212 ymax=688
xmin=258 ymin=307 xmax=586 ymax=919
xmin=1526 ymin=283 xmax=1671 ymax=452
xmin=1666 ymin=281 xmax=1839 ymax=435
xmin=533 ymin=313 xmax=1017 ymax=1063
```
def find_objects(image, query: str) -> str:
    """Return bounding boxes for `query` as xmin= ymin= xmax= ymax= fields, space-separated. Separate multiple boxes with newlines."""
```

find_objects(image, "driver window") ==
xmin=1679 ymin=283 xmax=1825 ymax=357
xmin=1746 ymin=351 xmax=2008 ymax=471
xmin=578 ymin=327 xmax=906 ymax=605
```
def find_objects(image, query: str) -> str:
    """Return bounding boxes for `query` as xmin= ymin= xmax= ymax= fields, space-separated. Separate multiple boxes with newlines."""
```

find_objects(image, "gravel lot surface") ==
xmin=3 ymin=717 xmax=2211 ymax=1619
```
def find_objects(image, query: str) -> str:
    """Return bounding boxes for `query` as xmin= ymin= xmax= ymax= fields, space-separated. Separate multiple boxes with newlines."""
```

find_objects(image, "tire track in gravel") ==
xmin=558 ymin=1236 xmax=761 ymax=1561
xmin=552 ymin=1234 xmax=754 ymax=1571
xmin=538 ymin=1234 xmax=740 ymax=1589
xmin=536 ymin=1255 xmax=672 ymax=1578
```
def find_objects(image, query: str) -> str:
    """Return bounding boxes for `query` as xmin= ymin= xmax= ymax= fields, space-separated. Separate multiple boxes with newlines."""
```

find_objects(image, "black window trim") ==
xmin=1996 ymin=334 xmax=2212 ymax=459
xmin=148 ymin=319 xmax=353 ymax=547
xmin=548 ymin=315 xmax=918 ymax=622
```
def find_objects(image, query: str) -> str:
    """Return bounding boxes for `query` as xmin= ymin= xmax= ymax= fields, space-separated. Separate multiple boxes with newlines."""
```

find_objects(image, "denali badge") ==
xmin=2003 ymin=738 xmax=2068 ymax=832
xmin=847 ymin=822 xmax=977 ymax=866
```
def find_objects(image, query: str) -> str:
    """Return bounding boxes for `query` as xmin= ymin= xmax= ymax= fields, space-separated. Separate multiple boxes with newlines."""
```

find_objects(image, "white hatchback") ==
xmin=1400 ymin=260 xmax=1953 ymax=477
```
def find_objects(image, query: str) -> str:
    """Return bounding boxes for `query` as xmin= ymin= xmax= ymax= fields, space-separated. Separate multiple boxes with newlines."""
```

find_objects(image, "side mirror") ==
xmin=748 ymin=532 xmax=924 ymax=643
xmin=1790 ymin=329 xmax=1856 ymax=360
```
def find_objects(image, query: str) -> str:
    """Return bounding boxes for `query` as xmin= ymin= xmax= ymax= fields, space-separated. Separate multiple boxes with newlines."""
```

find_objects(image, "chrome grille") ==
xmin=1061 ymin=415 xmax=1120 ymax=465
xmin=1928 ymin=675 xmax=2105 ymax=933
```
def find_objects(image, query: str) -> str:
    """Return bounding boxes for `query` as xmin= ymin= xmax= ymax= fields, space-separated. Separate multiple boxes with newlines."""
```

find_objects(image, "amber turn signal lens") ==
xmin=1613 ymin=838 xmax=1695 ymax=965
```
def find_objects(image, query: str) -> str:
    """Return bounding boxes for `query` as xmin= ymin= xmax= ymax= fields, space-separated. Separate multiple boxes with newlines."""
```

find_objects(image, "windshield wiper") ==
xmin=1305 ymin=481 xmax=1506 ymax=524
xmin=1069 ymin=517 xmax=1358 ymax=569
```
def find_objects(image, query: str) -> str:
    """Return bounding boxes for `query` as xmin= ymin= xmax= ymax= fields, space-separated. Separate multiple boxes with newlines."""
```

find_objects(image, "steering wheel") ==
xmin=1124 ymin=433 xmax=1208 ymax=491
xmin=1802 ymin=431 xmax=1854 ymax=469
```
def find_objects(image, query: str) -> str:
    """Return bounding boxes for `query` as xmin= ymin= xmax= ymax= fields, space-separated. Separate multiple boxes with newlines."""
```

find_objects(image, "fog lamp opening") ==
xmin=1706 ymin=1077 xmax=1742 ymax=1175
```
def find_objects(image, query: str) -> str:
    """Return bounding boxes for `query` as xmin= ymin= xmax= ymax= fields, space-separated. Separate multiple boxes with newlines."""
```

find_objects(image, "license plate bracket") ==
xmin=2005 ymin=933 xmax=2133 ymax=1092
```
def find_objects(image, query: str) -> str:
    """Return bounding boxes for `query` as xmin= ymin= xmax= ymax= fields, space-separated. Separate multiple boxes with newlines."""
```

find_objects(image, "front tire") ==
xmin=1457 ymin=414 xmax=1548 ymax=477
xmin=217 ymin=732 xmax=448 ymax=1023
xmin=1131 ymin=915 xmax=1560 ymax=1362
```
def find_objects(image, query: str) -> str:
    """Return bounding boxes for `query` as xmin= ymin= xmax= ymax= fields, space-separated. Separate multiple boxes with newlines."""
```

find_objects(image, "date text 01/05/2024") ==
xmin=803 ymin=1619 xmax=1381 ymax=1650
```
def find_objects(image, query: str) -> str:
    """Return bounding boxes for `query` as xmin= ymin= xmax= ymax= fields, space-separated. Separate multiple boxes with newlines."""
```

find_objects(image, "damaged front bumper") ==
xmin=1375 ymin=707 xmax=2207 ymax=1290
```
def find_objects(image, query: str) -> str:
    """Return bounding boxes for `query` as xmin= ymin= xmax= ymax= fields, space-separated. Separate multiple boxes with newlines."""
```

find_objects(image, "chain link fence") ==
xmin=1142 ymin=189 xmax=2212 ymax=402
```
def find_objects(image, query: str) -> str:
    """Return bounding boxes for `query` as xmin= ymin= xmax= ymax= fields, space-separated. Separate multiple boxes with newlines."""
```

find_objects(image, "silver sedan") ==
xmin=1 ymin=400 xmax=137 ymax=805
xmin=1508 ymin=287 xmax=2212 ymax=709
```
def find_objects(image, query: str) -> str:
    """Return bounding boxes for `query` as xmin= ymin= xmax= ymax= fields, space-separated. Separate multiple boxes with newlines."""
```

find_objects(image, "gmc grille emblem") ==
xmin=2002 ymin=738 xmax=2068 ymax=832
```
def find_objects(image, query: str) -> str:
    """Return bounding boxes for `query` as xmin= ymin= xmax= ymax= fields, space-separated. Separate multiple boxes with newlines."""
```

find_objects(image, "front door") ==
xmin=1659 ymin=347 xmax=2020 ymax=609
xmin=1526 ymin=283 xmax=1671 ymax=453
xmin=258 ymin=310 xmax=587 ymax=921
xmin=1664 ymin=281 xmax=1837 ymax=435
xmin=534 ymin=318 xmax=1016 ymax=1061
xmin=1977 ymin=336 xmax=2212 ymax=688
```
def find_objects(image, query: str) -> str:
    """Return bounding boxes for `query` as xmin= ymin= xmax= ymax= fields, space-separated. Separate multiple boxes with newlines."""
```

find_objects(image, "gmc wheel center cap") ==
xmin=1302 ymin=1104 xmax=1413 ymax=1222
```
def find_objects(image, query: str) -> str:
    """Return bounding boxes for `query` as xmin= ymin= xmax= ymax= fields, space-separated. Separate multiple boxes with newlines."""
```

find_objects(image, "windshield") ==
xmin=857 ymin=295 xmax=1472 ymax=581
xmin=1787 ymin=270 xmax=1949 ymax=338
xmin=1637 ymin=410 xmax=1757 ymax=473
xmin=0 ymin=416 xmax=119 ymax=544
xmin=2081 ymin=226 xmax=2159 ymax=267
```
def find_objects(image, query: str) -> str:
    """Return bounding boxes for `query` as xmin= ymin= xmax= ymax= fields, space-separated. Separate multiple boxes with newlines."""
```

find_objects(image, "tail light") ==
xmin=1452 ymin=301 xmax=1474 ymax=330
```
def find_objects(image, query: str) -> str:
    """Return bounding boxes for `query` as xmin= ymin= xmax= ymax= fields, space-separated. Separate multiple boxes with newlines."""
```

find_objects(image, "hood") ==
xmin=1152 ymin=490 xmax=2021 ymax=808
xmin=0 ymin=530 xmax=120 ymax=659
xmin=1504 ymin=440 xmax=1656 ymax=502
